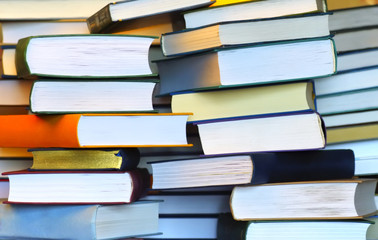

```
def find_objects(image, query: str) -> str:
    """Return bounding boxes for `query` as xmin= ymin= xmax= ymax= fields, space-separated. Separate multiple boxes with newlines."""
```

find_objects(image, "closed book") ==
xmin=230 ymin=179 xmax=377 ymax=220
xmin=0 ymin=79 xmax=32 ymax=106
xmin=161 ymin=13 xmax=330 ymax=57
xmin=194 ymin=111 xmax=326 ymax=155
xmin=183 ymin=0 xmax=326 ymax=29
xmin=329 ymin=6 xmax=378 ymax=31
xmin=86 ymin=0 xmax=214 ymax=33
xmin=29 ymin=148 xmax=140 ymax=171
xmin=322 ymin=109 xmax=378 ymax=128
xmin=29 ymin=79 xmax=158 ymax=114
xmin=326 ymin=0 xmax=378 ymax=11
xmin=150 ymin=150 xmax=354 ymax=189
xmin=171 ymin=81 xmax=315 ymax=122
xmin=4 ymin=168 xmax=150 ymax=204
xmin=0 ymin=201 xmax=160 ymax=240
xmin=1 ymin=45 xmax=17 ymax=78
xmin=217 ymin=213 xmax=373 ymax=240
xmin=326 ymin=122 xmax=378 ymax=144
xmin=0 ymin=158 xmax=33 ymax=177
xmin=15 ymin=34 xmax=157 ymax=80
xmin=0 ymin=113 xmax=191 ymax=148
xmin=157 ymin=38 xmax=336 ymax=95
xmin=337 ymin=48 xmax=378 ymax=72
xmin=333 ymin=27 xmax=378 ymax=53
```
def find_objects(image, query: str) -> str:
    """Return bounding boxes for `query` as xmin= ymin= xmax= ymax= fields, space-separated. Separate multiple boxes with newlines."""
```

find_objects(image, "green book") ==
xmin=15 ymin=34 xmax=158 ymax=80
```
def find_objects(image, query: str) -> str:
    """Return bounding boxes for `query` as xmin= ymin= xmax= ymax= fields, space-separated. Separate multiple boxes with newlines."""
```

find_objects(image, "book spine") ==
xmin=217 ymin=213 xmax=248 ymax=240
xmin=15 ymin=37 xmax=34 ymax=80
xmin=86 ymin=4 xmax=113 ymax=34
xmin=129 ymin=168 xmax=151 ymax=203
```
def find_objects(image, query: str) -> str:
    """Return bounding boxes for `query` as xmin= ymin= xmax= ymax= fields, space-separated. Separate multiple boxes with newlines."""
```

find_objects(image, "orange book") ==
xmin=327 ymin=0 xmax=378 ymax=10
xmin=0 ymin=113 xmax=191 ymax=148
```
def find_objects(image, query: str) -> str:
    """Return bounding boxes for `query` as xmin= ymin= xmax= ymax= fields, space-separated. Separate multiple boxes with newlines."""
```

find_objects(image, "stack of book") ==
xmin=314 ymin=0 xmax=378 ymax=177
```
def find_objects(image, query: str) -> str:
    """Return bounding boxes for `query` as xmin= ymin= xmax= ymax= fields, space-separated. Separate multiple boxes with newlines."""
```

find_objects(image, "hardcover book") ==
xmin=161 ymin=13 xmax=330 ymax=57
xmin=0 ymin=201 xmax=160 ymax=239
xmin=29 ymin=79 xmax=158 ymax=113
xmin=29 ymin=148 xmax=140 ymax=171
xmin=15 ymin=34 xmax=157 ymax=79
xmin=194 ymin=111 xmax=326 ymax=155
xmin=150 ymin=150 xmax=354 ymax=189
xmin=171 ymin=81 xmax=315 ymax=122
xmin=217 ymin=213 xmax=373 ymax=240
xmin=157 ymin=38 xmax=336 ymax=95
xmin=183 ymin=0 xmax=327 ymax=29
xmin=4 ymin=168 xmax=150 ymax=204
xmin=230 ymin=179 xmax=377 ymax=220
xmin=86 ymin=0 xmax=214 ymax=33
xmin=0 ymin=113 xmax=191 ymax=148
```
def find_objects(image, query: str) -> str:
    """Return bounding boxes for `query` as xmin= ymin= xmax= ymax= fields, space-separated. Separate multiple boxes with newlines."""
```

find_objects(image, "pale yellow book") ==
xmin=327 ymin=123 xmax=378 ymax=144
xmin=172 ymin=81 xmax=315 ymax=122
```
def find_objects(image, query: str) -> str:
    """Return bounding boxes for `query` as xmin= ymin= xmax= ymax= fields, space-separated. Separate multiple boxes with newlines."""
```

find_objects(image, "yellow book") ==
xmin=327 ymin=0 xmax=378 ymax=10
xmin=210 ymin=0 xmax=259 ymax=7
xmin=172 ymin=81 xmax=315 ymax=122
xmin=29 ymin=148 xmax=140 ymax=170
xmin=327 ymin=123 xmax=378 ymax=144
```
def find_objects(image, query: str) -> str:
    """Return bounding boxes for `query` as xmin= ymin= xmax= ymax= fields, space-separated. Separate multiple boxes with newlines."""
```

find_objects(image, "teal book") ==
xmin=156 ymin=37 xmax=337 ymax=95
xmin=15 ymin=34 xmax=158 ymax=80
xmin=0 ymin=201 xmax=160 ymax=240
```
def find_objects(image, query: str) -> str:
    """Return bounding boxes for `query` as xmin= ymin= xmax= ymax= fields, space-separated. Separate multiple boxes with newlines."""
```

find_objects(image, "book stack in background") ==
xmin=314 ymin=1 xmax=378 ymax=177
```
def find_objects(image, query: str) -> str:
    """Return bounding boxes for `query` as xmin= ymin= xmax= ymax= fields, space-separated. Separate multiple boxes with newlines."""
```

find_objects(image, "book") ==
xmin=322 ymin=109 xmax=378 ymax=128
xmin=0 ymin=201 xmax=160 ymax=239
xmin=326 ymin=0 xmax=378 ymax=11
xmin=337 ymin=48 xmax=378 ymax=72
xmin=316 ymin=87 xmax=378 ymax=115
xmin=0 ymin=45 xmax=17 ymax=78
xmin=194 ymin=111 xmax=326 ymax=155
xmin=230 ymin=179 xmax=377 ymax=220
xmin=333 ymin=27 xmax=378 ymax=53
xmin=15 ymin=34 xmax=157 ymax=80
xmin=171 ymin=81 xmax=315 ymax=122
xmin=314 ymin=67 xmax=378 ymax=96
xmin=0 ymin=80 xmax=32 ymax=106
xmin=0 ymin=20 xmax=89 ymax=44
xmin=217 ymin=213 xmax=373 ymax=240
xmin=86 ymin=0 xmax=214 ymax=33
xmin=29 ymin=148 xmax=140 ymax=171
xmin=150 ymin=150 xmax=355 ymax=189
xmin=161 ymin=13 xmax=330 ymax=57
xmin=209 ymin=0 xmax=258 ymax=7
xmin=29 ymin=79 xmax=158 ymax=113
xmin=367 ymin=215 xmax=378 ymax=240
xmin=145 ymin=215 xmax=219 ymax=239
xmin=0 ymin=106 xmax=29 ymax=115
xmin=326 ymin=139 xmax=378 ymax=175
xmin=0 ymin=148 xmax=32 ymax=158
xmin=0 ymin=113 xmax=191 ymax=148
xmin=4 ymin=168 xmax=150 ymax=204
xmin=0 ymin=0 xmax=115 ymax=20
xmin=0 ymin=179 xmax=8 ymax=200
xmin=183 ymin=0 xmax=327 ymax=29
xmin=329 ymin=6 xmax=378 ymax=31
xmin=326 ymin=122 xmax=378 ymax=144
xmin=0 ymin=158 xmax=32 ymax=177
xmin=157 ymin=38 xmax=336 ymax=95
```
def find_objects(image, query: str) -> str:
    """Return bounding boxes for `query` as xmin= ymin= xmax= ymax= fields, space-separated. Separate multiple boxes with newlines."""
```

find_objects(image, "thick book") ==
xmin=0 ymin=20 xmax=89 ymax=44
xmin=171 ymin=81 xmax=315 ymax=122
xmin=326 ymin=122 xmax=378 ymax=144
xmin=4 ymin=168 xmax=150 ymax=204
xmin=29 ymin=148 xmax=140 ymax=171
xmin=0 ymin=201 xmax=160 ymax=239
xmin=314 ymin=67 xmax=378 ymax=96
xmin=0 ymin=0 xmax=115 ymax=20
xmin=0 ymin=113 xmax=191 ymax=148
xmin=150 ymin=150 xmax=354 ymax=189
xmin=0 ymin=79 xmax=32 ymax=106
xmin=157 ymin=38 xmax=336 ymax=95
xmin=194 ymin=111 xmax=326 ymax=155
xmin=29 ymin=79 xmax=158 ymax=114
xmin=86 ymin=0 xmax=214 ymax=33
xmin=230 ymin=179 xmax=377 ymax=220
xmin=217 ymin=213 xmax=373 ymax=240
xmin=161 ymin=13 xmax=330 ymax=57
xmin=329 ymin=6 xmax=378 ymax=32
xmin=15 ymin=34 xmax=157 ymax=80
xmin=0 ymin=45 xmax=17 ymax=78
xmin=316 ymin=87 xmax=378 ymax=115
xmin=183 ymin=0 xmax=327 ymax=29
xmin=333 ymin=27 xmax=378 ymax=53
